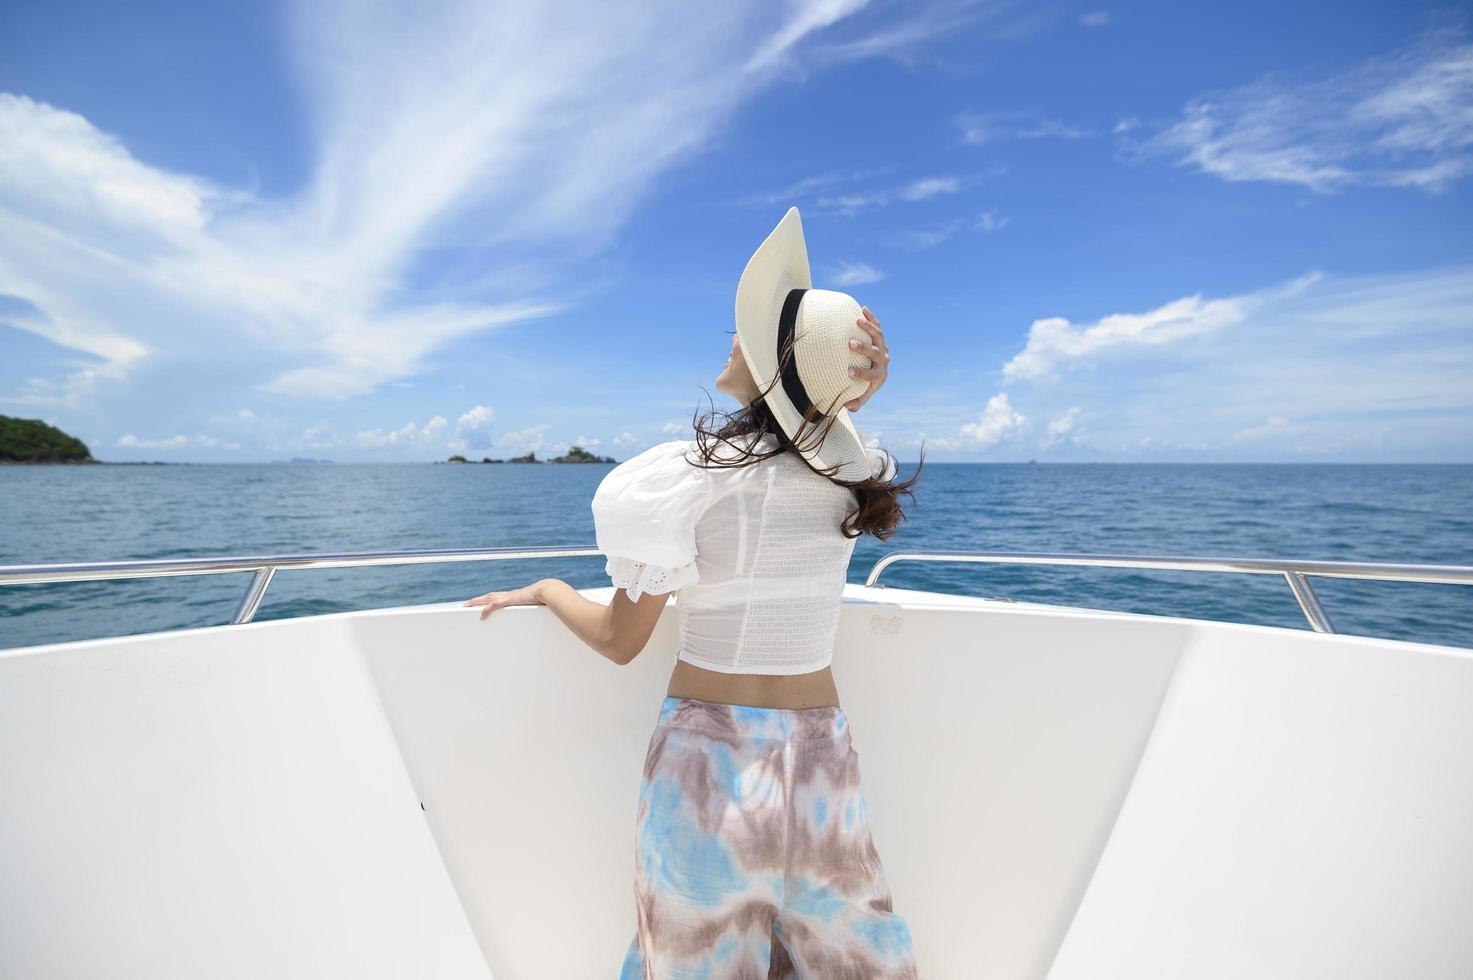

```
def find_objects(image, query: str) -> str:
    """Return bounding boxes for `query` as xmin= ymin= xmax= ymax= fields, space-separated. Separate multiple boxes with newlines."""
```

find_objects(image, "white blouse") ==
xmin=591 ymin=432 xmax=896 ymax=675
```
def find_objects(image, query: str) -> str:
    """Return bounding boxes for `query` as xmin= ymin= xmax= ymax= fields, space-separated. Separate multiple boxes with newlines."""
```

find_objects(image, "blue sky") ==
xmin=1 ymin=0 xmax=1469 ymax=463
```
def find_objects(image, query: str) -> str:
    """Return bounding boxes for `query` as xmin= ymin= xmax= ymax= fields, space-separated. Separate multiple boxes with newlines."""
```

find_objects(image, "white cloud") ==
xmin=801 ymin=1 xmax=1019 ymax=66
xmin=738 ymin=168 xmax=896 ymax=207
xmin=897 ymin=219 xmax=966 ymax=249
xmin=1002 ymin=271 xmax=1322 ymax=381
xmin=957 ymin=109 xmax=1093 ymax=145
xmin=570 ymin=433 xmax=602 ymax=448
xmin=746 ymin=0 xmax=870 ymax=74
xmin=117 ymin=433 xmax=188 ymax=448
xmin=1044 ymin=407 xmax=1083 ymax=446
xmin=354 ymin=415 xmax=448 ymax=448
xmin=0 ymin=209 xmax=150 ymax=408
xmin=496 ymin=422 xmax=553 ymax=454
xmin=912 ymin=431 xmax=962 ymax=452
xmin=0 ymin=94 xmax=227 ymax=238
xmin=115 ymin=432 xmax=239 ymax=450
xmin=445 ymin=403 xmax=498 ymax=453
xmin=0 ymin=0 xmax=893 ymax=412
xmin=830 ymin=260 xmax=887 ymax=286
xmin=976 ymin=209 xmax=1009 ymax=232
xmin=1080 ymin=11 xmax=1110 ymax=28
xmin=999 ymin=264 xmax=1473 ymax=458
xmin=301 ymin=421 xmax=338 ymax=449
xmin=455 ymin=404 xmax=495 ymax=444
xmin=811 ymin=172 xmax=983 ymax=216
xmin=615 ymin=431 xmax=643 ymax=445
xmin=898 ymin=176 xmax=961 ymax=200
xmin=1126 ymin=29 xmax=1473 ymax=193
xmin=897 ymin=209 xmax=1004 ymax=248
xmin=259 ymin=302 xmax=561 ymax=400
xmin=960 ymin=392 xmax=1025 ymax=448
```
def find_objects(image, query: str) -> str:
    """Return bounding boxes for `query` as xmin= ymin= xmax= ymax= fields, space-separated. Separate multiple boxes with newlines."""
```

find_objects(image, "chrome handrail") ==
xmin=0 ymin=546 xmax=604 ymax=625
xmin=2 ymin=546 xmax=1470 ymax=635
xmin=863 ymin=550 xmax=1473 ymax=633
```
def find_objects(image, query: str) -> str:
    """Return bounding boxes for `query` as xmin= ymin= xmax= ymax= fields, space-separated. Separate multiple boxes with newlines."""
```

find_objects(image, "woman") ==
xmin=464 ymin=207 xmax=925 ymax=978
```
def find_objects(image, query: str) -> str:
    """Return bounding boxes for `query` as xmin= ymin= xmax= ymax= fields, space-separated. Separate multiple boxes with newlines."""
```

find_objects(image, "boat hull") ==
xmin=1 ymin=586 xmax=1470 ymax=978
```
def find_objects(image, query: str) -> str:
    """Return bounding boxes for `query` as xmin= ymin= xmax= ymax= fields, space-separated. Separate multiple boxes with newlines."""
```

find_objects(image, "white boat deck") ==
xmin=2 ymin=585 xmax=1471 ymax=978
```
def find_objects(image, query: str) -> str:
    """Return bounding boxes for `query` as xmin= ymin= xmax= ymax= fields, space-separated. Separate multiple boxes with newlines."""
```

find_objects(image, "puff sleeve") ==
xmin=591 ymin=440 xmax=713 ymax=601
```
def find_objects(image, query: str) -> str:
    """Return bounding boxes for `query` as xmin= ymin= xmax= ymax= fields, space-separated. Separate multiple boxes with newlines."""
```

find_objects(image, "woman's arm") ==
xmin=464 ymin=578 xmax=672 ymax=666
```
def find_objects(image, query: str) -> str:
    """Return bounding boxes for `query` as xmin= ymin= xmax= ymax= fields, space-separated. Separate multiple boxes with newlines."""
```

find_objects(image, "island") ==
xmin=0 ymin=415 xmax=98 ymax=464
xmin=438 ymin=445 xmax=618 ymax=464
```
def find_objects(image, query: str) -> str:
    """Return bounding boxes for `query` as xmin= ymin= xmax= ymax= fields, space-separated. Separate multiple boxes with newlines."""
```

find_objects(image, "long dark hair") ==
xmin=685 ymin=331 xmax=925 ymax=541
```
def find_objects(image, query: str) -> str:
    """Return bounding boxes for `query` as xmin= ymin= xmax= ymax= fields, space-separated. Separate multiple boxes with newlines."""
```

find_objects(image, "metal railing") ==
xmin=0 ymin=546 xmax=604 ymax=625
xmin=1 ymin=546 xmax=1470 ymax=635
xmin=863 ymin=550 xmax=1473 ymax=633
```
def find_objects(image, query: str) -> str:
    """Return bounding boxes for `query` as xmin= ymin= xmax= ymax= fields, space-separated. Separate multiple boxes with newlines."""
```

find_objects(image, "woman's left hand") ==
xmin=463 ymin=581 xmax=546 ymax=621
xmin=844 ymin=306 xmax=889 ymax=412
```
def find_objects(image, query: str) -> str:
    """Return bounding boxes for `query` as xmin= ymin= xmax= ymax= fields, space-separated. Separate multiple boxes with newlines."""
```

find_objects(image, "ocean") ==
xmin=2 ymin=461 xmax=1470 ymax=651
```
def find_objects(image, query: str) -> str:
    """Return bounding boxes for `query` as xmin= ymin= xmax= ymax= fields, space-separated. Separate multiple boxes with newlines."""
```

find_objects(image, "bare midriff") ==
xmin=666 ymin=658 xmax=841 ymax=709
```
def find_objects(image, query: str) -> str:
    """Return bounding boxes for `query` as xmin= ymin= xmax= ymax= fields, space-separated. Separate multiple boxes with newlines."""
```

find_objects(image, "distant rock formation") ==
xmin=0 ymin=415 xmax=97 ymax=463
xmin=437 ymin=444 xmax=618 ymax=464
xmin=550 ymin=445 xmax=617 ymax=463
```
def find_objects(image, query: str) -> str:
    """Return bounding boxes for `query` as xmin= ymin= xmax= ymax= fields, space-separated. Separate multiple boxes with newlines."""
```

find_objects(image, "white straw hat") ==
xmin=734 ymin=206 xmax=877 ymax=484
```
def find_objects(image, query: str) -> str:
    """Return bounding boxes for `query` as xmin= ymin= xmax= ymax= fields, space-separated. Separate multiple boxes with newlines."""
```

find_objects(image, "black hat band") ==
xmin=777 ymin=287 xmax=817 ymax=420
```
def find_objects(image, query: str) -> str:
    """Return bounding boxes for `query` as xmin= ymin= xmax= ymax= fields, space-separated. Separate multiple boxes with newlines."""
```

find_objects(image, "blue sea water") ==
xmin=2 ymin=461 xmax=1470 ymax=651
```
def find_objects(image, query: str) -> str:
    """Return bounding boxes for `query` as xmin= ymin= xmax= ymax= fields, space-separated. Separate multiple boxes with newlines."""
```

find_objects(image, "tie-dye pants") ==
xmin=618 ymin=696 xmax=919 ymax=979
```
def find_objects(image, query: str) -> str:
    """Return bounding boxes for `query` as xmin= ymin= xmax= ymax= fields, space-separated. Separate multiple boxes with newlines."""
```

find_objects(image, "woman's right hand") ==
xmin=844 ymin=306 xmax=889 ymax=412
